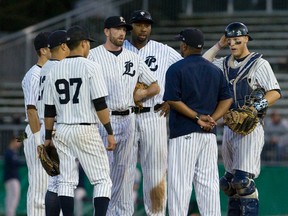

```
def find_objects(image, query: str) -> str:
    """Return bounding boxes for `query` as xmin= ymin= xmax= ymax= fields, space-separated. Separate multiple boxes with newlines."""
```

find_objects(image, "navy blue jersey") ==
xmin=163 ymin=54 xmax=232 ymax=138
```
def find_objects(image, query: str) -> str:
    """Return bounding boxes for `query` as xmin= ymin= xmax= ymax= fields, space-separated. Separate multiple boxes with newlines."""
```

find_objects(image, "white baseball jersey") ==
xmin=38 ymin=60 xmax=59 ymax=121
xmin=88 ymin=45 xmax=157 ymax=110
xmin=88 ymin=45 xmax=157 ymax=215
xmin=212 ymin=54 xmax=280 ymax=177
xmin=21 ymin=64 xmax=49 ymax=216
xmin=123 ymin=39 xmax=182 ymax=215
xmin=123 ymin=40 xmax=182 ymax=107
xmin=43 ymin=56 xmax=112 ymax=199
xmin=44 ymin=57 xmax=108 ymax=124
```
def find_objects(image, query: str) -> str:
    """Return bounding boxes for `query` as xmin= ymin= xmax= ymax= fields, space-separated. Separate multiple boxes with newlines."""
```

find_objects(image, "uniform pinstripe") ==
xmin=22 ymin=64 xmax=49 ymax=216
xmin=211 ymin=54 xmax=280 ymax=178
xmin=123 ymin=39 xmax=182 ymax=215
xmin=88 ymin=45 xmax=157 ymax=215
xmin=43 ymin=56 xmax=112 ymax=199
xmin=168 ymin=133 xmax=220 ymax=216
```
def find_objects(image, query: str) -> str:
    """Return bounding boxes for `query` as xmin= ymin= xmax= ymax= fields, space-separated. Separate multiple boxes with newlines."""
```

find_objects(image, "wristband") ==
xmin=33 ymin=131 xmax=41 ymax=145
xmin=45 ymin=129 xmax=53 ymax=140
xmin=194 ymin=114 xmax=201 ymax=123
xmin=254 ymin=98 xmax=268 ymax=112
xmin=104 ymin=122 xmax=113 ymax=135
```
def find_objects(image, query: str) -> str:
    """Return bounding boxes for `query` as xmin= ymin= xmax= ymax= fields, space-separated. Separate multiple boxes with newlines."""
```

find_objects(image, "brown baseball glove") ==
xmin=37 ymin=144 xmax=60 ymax=176
xmin=133 ymin=82 xmax=148 ymax=109
xmin=223 ymin=106 xmax=259 ymax=136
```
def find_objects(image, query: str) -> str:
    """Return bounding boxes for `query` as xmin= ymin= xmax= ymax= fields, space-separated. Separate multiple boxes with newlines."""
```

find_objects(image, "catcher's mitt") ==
xmin=223 ymin=106 xmax=259 ymax=136
xmin=37 ymin=144 xmax=60 ymax=176
xmin=133 ymin=82 xmax=148 ymax=109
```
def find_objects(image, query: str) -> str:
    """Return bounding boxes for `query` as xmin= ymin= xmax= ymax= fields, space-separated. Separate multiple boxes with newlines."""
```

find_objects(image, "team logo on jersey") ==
xmin=145 ymin=56 xmax=158 ymax=72
xmin=123 ymin=60 xmax=136 ymax=77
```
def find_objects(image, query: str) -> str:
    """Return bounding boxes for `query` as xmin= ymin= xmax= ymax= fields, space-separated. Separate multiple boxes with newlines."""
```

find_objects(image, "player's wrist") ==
xmin=104 ymin=122 xmax=113 ymax=135
xmin=33 ymin=131 xmax=41 ymax=146
xmin=45 ymin=129 xmax=53 ymax=140
xmin=193 ymin=113 xmax=201 ymax=123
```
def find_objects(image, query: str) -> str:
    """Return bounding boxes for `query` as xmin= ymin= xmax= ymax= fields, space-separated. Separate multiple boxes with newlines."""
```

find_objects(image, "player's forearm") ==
xmin=265 ymin=90 xmax=281 ymax=107
xmin=97 ymin=108 xmax=111 ymax=125
xmin=27 ymin=107 xmax=40 ymax=133
xmin=202 ymin=43 xmax=222 ymax=62
xmin=144 ymin=82 xmax=160 ymax=99
xmin=211 ymin=98 xmax=233 ymax=121
xmin=167 ymin=100 xmax=198 ymax=120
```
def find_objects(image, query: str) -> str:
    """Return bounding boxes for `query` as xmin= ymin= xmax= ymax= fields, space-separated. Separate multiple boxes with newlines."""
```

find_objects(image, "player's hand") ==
xmin=218 ymin=35 xmax=228 ymax=48
xmin=155 ymin=102 xmax=170 ymax=117
xmin=106 ymin=135 xmax=116 ymax=151
xmin=198 ymin=115 xmax=217 ymax=132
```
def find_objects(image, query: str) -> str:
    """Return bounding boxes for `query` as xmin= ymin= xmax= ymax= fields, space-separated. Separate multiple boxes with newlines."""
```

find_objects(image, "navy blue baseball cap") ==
xmin=130 ymin=10 xmax=154 ymax=24
xmin=67 ymin=26 xmax=95 ymax=42
xmin=34 ymin=32 xmax=50 ymax=51
xmin=48 ymin=30 xmax=69 ymax=49
xmin=175 ymin=28 xmax=204 ymax=49
xmin=104 ymin=16 xmax=133 ymax=31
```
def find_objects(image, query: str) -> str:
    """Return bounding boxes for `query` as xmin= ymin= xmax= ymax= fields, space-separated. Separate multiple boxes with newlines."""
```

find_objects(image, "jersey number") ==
xmin=55 ymin=78 xmax=82 ymax=104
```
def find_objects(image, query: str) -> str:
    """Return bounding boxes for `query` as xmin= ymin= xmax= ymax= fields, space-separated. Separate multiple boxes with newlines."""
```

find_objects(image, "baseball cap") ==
xmin=130 ymin=10 xmax=154 ymax=24
xmin=104 ymin=16 xmax=133 ymax=31
xmin=67 ymin=26 xmax=95 ymax=42
xmin=48 ymin=30 xmax=69 ymax=49
xmin=34 ymin=32 xmax=50 ymax=51
xmin=175 ymin=28 xmax=204 ymax=49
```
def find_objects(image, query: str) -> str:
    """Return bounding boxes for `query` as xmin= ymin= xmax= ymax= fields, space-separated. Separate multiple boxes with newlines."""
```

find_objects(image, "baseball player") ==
xmin=163 ymin=28 xmax=233 ymax=216
xmin=21 ymin=32 xmax=51 ymax=216
xmin=88 ymin=16 xmax=160 ymax=215
xmin=38 ymin=29 xmax=70 ymax=216
xmin=42 ymin=25 xmax=116 ymax=216
xmin=123 ymin=10 xmax=183 ymax=215
xmin=203 ymin=22 xmax=281 ymax=215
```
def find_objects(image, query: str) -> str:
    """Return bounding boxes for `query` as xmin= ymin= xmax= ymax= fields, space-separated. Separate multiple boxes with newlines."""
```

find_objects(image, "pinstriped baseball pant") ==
xmin=168 ymin=133 xmax=221 ymax=216
xmin=24 ymin=124 xmax=49 ymax=216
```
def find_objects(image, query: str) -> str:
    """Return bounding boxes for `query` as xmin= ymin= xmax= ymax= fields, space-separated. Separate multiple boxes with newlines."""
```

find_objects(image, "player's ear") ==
xmin=104 ymin=28 xmax=110 ymax=37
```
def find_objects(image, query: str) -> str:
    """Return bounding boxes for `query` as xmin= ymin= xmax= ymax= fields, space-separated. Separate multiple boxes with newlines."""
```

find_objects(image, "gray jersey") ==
xmin=43 ymin=57 xmax=108 ymax=124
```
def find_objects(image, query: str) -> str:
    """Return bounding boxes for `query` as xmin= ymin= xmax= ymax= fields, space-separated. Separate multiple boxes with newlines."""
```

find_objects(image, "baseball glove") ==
xmin=133 ymin=82 xmax=148 ymax=109
xmin=37 ymin=144 xmax=60 ymax=176
xmin=223 ymin=106 xmax=259 ymax=136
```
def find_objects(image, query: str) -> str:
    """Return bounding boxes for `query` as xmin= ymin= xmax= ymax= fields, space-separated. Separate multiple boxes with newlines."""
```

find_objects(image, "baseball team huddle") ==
xmin=21 ymin=8 xmax=281 ymax=216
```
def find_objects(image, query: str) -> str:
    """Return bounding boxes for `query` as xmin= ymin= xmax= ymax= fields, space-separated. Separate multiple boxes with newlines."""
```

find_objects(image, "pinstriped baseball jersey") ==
xmin=211 ymin=53 xmax=280 ymax=94
xmin=38 ymin=60 xmax=59 ymax=121
xmin=123 ymin=40 xmax=182 ymax=107
xmin=22 ymin=64 xmax=49 ymax=216
xmin=43 ymin=57 xmax=108 ymax=124
xmin=22 ymin=65 xmax=42 ymax=121
xmin=88 ymin=45 xmax=157 ymax=110
xmin=211 ymin=53 xmax=280 ymax=177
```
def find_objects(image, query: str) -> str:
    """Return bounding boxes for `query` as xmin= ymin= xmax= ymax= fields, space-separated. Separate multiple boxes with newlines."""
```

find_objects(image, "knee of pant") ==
xmin=231 ymin=170 xmax=256 ymax=196
xmin=220 ymin=172 xmax=237 ymax=196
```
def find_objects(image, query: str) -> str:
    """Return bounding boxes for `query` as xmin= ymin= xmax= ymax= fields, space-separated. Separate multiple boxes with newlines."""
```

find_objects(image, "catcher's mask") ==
xmin=225 ymin=22 xmax=253 ymax=41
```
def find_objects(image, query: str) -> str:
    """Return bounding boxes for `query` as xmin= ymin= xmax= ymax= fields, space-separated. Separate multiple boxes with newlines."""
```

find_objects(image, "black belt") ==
xmin=111 ymin=110 xmax=131 ymax=116
xmin=132 ymin=104 xmax=162 ymax=114
xmin=79 ymin=123 xmax=91 ymax=125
